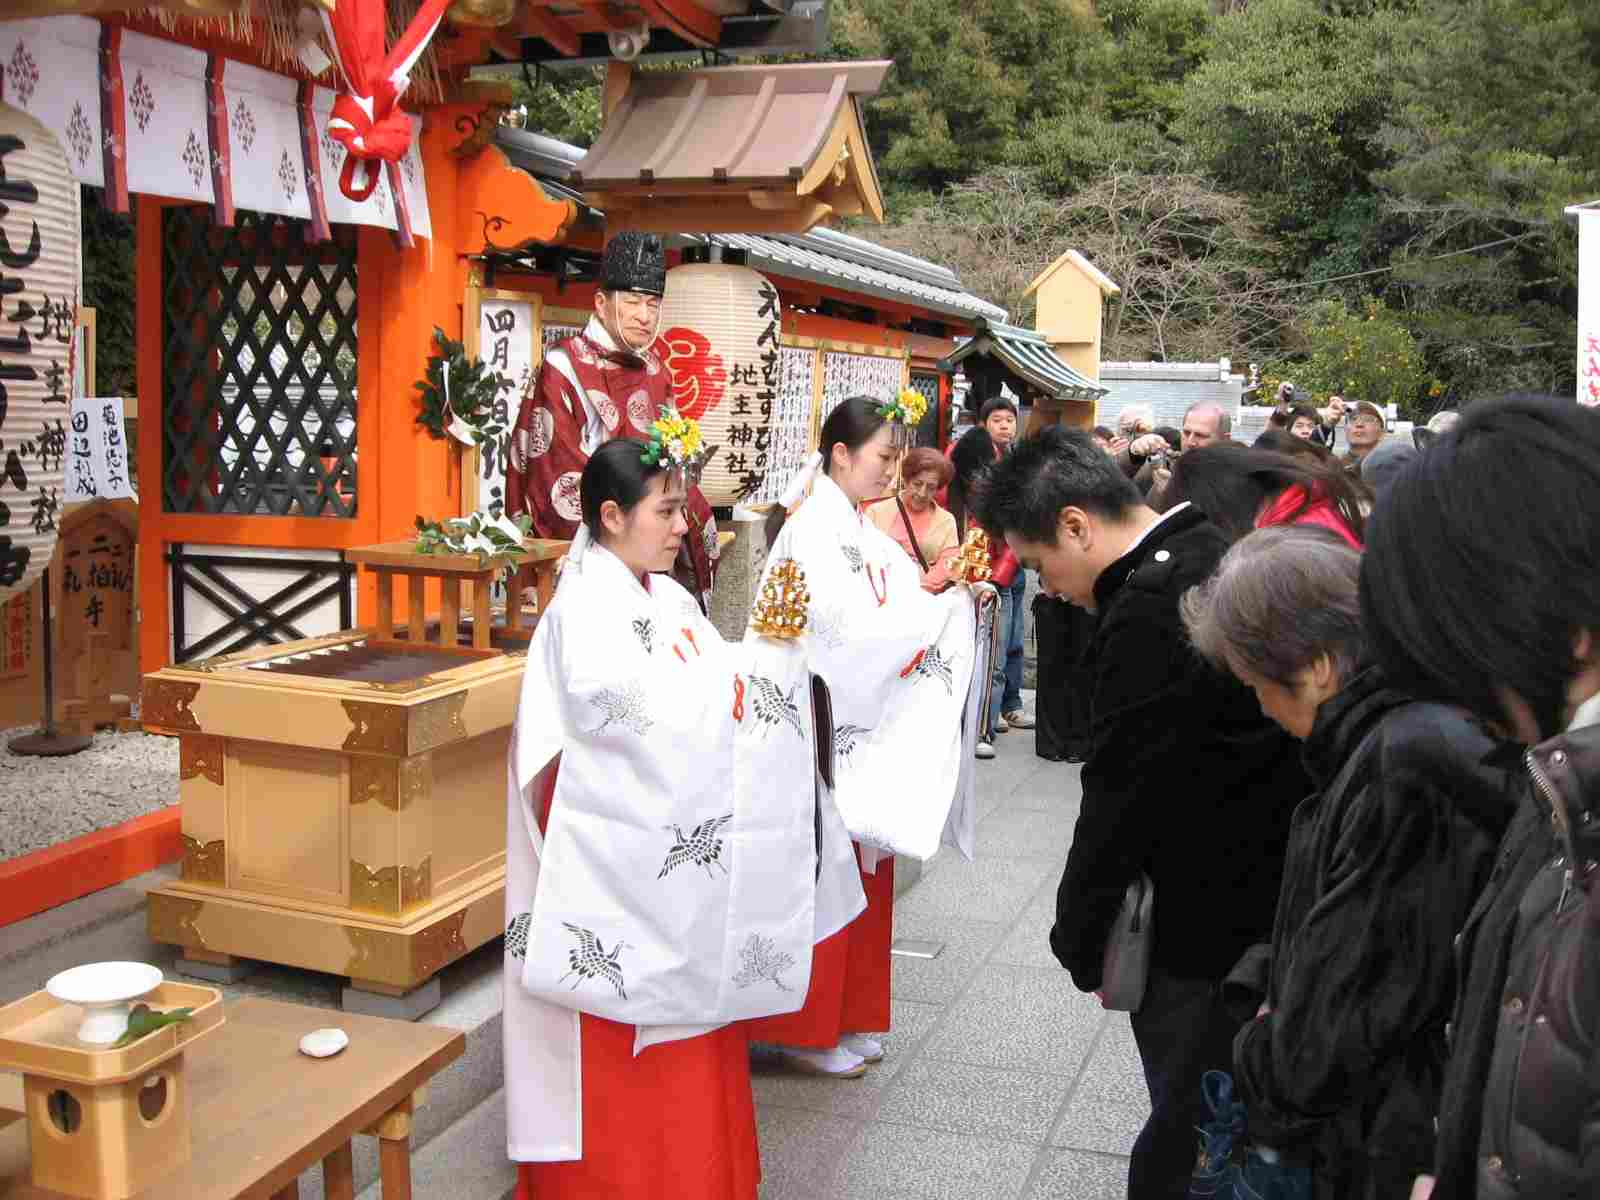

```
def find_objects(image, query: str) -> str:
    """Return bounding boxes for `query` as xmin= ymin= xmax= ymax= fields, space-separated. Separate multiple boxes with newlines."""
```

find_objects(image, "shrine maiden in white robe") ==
xmin=758 ymin=473 xmax=992 ymax=864
xmin=504 ymin=543 xmax=863 ymax=1162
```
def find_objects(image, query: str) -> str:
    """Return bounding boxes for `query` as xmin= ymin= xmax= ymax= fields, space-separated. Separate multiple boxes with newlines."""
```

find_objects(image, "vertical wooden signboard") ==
xmin=462 ymin=285 xmax=543 ymax=517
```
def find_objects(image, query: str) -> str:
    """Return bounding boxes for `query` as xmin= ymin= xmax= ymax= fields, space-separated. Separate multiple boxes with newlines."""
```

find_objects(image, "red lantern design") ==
xmin=650 ymin=326 xmax=727 ymax=423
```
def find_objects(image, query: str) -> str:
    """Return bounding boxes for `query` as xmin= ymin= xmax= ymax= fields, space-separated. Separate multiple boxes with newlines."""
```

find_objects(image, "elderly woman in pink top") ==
xmin=865 ymin=447 xmax=962 ymax=591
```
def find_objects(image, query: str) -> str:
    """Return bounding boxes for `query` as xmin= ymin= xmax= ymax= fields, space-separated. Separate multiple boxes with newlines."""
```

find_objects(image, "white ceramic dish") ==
xmin=45 ymin=962 xmax=164 ymax=1046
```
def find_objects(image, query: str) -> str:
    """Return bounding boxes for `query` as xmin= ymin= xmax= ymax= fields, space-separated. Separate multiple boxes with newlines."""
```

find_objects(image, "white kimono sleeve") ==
xmin=764 ymin=494 xmax=981 ymax=861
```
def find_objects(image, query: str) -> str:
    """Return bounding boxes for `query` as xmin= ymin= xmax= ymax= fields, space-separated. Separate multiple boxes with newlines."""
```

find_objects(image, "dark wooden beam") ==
xmin=635 ymin=0 xmax=721 ymax=48
xmin=516 ymin=5 xmax=583 ymax=56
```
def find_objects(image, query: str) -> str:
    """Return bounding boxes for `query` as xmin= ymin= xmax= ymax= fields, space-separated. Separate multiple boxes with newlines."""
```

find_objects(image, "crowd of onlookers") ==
xmin=884 ymin=390 xmax=1599 ymax=1200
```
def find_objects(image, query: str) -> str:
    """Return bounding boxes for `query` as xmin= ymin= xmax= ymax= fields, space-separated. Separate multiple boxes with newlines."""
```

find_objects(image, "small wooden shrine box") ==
xmin=0 ymin=981 xmax=223 ymax=1200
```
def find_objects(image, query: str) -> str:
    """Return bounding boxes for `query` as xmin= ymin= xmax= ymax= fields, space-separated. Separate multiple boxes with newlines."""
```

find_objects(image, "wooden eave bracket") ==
xmin=456 ymin=143 xmax=577 ymax=252
xmin=793 ymin=96 xmax=882 ymax=223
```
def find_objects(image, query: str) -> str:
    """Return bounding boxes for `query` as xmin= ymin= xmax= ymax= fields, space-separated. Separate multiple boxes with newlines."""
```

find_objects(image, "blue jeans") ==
xmin=990 ymin=573 xmax=1027 ymax=727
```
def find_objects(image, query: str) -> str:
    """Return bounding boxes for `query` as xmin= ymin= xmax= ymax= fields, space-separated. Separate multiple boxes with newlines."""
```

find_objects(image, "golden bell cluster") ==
xmin=949 ymin=528 xmax=994 ymax=584
xmin=750 ymin=559 xmax=810 ymax=639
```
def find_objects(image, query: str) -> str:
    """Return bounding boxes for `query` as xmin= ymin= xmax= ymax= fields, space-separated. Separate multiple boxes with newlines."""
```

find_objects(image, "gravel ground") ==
xmin=0 ymin=725 xmax=179 ymax=861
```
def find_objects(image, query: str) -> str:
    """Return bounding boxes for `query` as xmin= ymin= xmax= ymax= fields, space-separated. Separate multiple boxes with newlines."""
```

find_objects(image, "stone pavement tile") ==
xmin=922 ymin=964 xmax=1105 ymax=1076
xmin=829 ymin=1124 xmax=1037 ymax=1200
xmin=1023 ymin=1147 xmax=1130 ymax=1200
xmin=874 ymin=995 xmax=945 ymax=1068
xmin=991 ymin=896 xmax=1061 ymax=973
xmin=1051 ymin=1016 xmax=1149 ymax=1154
xmin=756 ymin=1106 xmax=859 ymax=1199
xmin=975 ymin=783 xmax=1009 ymax=822
xmin=1007 ymin=763 xmax=1080 ymax=814
xmin=890 ymin=912 xmax=1006 ymax=1004
xmin=752 ymin=1055 xmax=890 ymax=1123
xmin=893 ymin=855 xmax=1056 ymax=925
xmin=752 ymin=998 xmax=942 ymax=1118
xmin=975 ymin=809 xmax=1075 ymax=861
xmin=876 ymin=1058 xmax=1069 ymax=1144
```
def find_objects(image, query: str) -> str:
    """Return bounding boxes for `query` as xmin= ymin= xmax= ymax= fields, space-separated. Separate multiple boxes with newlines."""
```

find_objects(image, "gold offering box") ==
xmin=0 ymin=982 xmax=223 ymax=1199
xmin=143 ymin=634 xmax=525 ymax=994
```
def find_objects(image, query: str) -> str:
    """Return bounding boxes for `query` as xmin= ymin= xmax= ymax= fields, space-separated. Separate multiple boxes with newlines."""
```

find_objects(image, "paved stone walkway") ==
xmin=753 ymin=728 xmax=1149 ymax=1200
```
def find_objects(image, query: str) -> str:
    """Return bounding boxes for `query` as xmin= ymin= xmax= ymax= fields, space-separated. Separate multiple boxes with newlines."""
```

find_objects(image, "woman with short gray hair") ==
xmin=1179 ymin=526 xmax=1508 ymax=1200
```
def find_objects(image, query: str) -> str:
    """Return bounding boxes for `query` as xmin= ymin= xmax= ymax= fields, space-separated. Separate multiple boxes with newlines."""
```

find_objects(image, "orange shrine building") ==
xmin=0 ymin=1 xmax=1028 ymax=924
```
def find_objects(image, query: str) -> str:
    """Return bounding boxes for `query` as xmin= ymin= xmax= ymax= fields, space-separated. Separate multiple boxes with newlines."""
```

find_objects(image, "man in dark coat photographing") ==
xmin=975 ymin=427 xmax=1306 ymax=1200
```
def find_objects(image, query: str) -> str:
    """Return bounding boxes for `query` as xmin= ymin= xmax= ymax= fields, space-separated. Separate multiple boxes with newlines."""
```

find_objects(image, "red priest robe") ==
xmin=505 ymin=316 xmax=719 ymax=609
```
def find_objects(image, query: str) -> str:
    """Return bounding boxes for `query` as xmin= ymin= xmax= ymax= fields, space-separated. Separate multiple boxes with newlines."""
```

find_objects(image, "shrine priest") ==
xmin=505 ymin=232 xmax=719 ymax=611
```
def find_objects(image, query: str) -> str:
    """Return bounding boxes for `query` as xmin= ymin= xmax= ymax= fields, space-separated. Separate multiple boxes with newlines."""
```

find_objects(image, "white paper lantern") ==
xmin=0 ymin=103 xmax=79 ymax=605
xmin=651 ymin=263 xmax=782 ymax=506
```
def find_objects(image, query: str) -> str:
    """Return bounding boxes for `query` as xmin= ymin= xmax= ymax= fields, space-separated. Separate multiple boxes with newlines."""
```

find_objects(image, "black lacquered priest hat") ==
xmin=600 ymin=232 xmax=666 ymax=297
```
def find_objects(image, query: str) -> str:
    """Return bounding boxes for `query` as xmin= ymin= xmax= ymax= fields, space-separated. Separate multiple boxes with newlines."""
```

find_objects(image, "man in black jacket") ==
xmin=976 ymin=428 xmax=1306 ymax=1200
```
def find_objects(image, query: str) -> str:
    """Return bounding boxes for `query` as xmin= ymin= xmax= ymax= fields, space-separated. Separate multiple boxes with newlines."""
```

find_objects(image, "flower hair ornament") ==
xmin=878 ymin=387 xmax=930 ymax=450
xmin=641 ymin=405 xmax=716 ymax=489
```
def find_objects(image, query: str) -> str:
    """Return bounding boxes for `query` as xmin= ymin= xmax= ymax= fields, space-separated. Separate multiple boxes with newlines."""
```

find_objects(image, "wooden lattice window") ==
xmin=162 ymin=208 xmax=359 ymax=517
xmin=908 ymin=371 xmax=943 ymax=449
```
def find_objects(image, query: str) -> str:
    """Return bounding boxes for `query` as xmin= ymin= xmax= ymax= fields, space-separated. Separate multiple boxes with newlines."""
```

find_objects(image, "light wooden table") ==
xmin=0 ymin=998 xmax=464 ymax=1199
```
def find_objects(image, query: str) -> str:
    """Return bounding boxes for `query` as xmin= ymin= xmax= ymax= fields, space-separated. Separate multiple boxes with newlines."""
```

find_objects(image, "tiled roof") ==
xmin=940 ymin=320 xmax=1107 ymax=401
xmin=493 ymin=127 xmax=1007 ymax=326
xmin=680 ymin=232 xmax=1008 ymax=325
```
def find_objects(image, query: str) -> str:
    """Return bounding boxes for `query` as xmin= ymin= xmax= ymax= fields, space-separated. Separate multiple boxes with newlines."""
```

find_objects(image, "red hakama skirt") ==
xmin=515 ymin=1014 xmax=759 ymax=1199
xmin=516 ymin=764 xmax=760 ymax=1198
xmin=743 ymin=847 xmax=894 ymax=1046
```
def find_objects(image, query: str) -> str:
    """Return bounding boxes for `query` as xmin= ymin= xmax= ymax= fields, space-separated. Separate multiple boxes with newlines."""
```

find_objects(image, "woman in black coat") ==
xmin=1182 ymin=526 xmax=1513 ymax=1200
xmin=1359 ymin=396 xmax=1600 ymax=1200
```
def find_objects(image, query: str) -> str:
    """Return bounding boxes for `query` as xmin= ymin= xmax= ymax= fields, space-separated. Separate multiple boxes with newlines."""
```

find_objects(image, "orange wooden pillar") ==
xmin=135 ymin=199 xmax=166 ymax=676
xmin=359 ymin=106 xmax=476 ymax=631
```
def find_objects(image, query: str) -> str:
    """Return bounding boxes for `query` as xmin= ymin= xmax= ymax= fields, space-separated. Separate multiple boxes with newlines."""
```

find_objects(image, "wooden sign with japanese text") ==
xmin=66 ymin=396 xmax=135 ymax=501
xmin=464 ymin=286 xmax=542 ymax=516
xmin=0 ymin=587 xmax=32 ymax=681
xmin=55 ymin=500 xmax=137 ymax=710
xmin=1580 ymin=209 xmax=1599 ymax=407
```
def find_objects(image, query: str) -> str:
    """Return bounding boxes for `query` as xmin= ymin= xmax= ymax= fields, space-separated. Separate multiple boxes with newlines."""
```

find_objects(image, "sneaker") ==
xmin=1233 ymin=1145 xmax=1312 ymax=1200
xmin=975 ymin=741 xmax=996 ymax=760
xmin=1003 ymin=709 xmax=1036 ymax=729
xmin=994 ymin=716 xmax=1010 ymax=732
xmin=1190 ymin=1071 xmax=1247 ymax=1197
xmin=840 ymin=1034 xmax=884 ymax=1064
xmin=774 ymin=1044 xmax=867 ymax=1079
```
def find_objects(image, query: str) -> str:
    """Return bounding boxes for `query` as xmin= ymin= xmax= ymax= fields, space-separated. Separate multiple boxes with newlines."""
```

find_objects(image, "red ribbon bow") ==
xmin=320 ymin=0 xmax=450 ymax=202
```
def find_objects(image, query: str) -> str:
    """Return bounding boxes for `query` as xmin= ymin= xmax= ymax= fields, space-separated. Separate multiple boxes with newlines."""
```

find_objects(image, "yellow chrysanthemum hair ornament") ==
xmin=877 ymin=387 xmax=930 ymax=450
xmin=641 ymin=404 xmax=716 ymax=489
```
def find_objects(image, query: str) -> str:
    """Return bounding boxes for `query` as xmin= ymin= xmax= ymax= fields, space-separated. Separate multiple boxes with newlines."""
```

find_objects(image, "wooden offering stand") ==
xmin=0 ymin=982 xmax=223 ymax=1199
xmin=344 ymin=538 xmax=568 ymax=649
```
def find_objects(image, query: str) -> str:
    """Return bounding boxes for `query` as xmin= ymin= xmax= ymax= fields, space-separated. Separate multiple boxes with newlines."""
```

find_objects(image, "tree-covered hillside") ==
xmin=819 ymin=0 xmax=1598 ymax=416
xmin=502 ymin=0 xmax=1600 ymax=416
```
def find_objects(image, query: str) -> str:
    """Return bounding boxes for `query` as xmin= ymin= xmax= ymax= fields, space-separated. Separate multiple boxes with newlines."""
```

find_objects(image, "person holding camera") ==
xmin=1310 ymin=393 xmax=1345 ymax=449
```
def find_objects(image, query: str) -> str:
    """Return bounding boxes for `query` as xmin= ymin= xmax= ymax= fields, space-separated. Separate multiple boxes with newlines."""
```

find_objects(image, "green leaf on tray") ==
xmin=110 ymin=1004 xmax=195 ymax=1049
